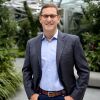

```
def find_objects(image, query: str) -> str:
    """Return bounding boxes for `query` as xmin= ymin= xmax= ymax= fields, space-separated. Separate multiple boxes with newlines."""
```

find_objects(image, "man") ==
xmin=22 ymin=3 xmax=89 ymax=100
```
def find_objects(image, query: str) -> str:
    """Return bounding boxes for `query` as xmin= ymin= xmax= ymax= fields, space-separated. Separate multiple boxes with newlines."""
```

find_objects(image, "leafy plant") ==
xmin=81 ymin=0 xmax=100 ymax=34
xmin=16 ymin=19 xmax=32 ymax=51
xmin=82 ymin=32 xmax=100 ymax=72
xmin=15 ymin=1 xmax=41 ymax=51
xmin=23 ymin=1 xmax=40 ymax=37
xmin=76 ymin=0 xmax=100 ymax=72
xmin=0 ymin=0 xmax=21 ymax=99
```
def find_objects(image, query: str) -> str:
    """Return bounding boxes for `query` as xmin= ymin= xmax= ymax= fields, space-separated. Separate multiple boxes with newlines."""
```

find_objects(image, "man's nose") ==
xmin=46 ymin=16 xmax=52 ymax=21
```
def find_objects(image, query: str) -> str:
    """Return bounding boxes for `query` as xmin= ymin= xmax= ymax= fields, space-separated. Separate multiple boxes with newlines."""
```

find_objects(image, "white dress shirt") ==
xmin=40 ymin=29 xmax=64 ymax=91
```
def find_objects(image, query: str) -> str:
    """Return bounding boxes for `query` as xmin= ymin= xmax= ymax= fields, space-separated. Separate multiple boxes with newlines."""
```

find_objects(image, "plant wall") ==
xmin=0 ymin=0 xmax=21 ymax=99
xmin=81 ymin=0 xmax=100 ymax=72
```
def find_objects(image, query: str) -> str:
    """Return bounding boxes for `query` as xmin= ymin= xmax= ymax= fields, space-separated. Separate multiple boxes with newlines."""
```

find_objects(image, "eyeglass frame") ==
xmin=40 ymin=14 xmax=58 ymax=19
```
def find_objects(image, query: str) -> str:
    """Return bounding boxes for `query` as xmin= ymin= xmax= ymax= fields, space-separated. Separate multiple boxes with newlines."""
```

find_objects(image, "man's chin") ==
xmin=45 ymin=28 xmax=53 ymax=31
xmin=46 ymin=29 xmax=53 ymax=32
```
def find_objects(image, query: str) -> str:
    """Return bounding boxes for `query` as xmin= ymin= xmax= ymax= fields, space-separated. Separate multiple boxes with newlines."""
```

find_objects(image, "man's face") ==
xmin=39 ymin=7 xmax=60 ymax=32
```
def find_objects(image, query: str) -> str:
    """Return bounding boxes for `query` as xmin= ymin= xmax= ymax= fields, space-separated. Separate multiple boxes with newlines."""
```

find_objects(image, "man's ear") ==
xmin=57 ymin=15 xmax=61 ymax=23
xmin=39 ymin=16 xmax=42 ymax=24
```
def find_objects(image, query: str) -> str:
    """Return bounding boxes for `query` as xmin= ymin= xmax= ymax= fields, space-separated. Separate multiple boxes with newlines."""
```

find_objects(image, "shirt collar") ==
xmin=42 ymin=29 xmax=58 ymax=40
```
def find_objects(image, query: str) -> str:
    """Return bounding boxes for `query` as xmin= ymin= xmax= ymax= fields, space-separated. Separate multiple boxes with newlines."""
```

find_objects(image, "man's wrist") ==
xmin=64 ymin=96 xmax=74 ymax=100
xmin=30 ymin=94 xmax=35 ymax=99
xmin=70 ymin=96 xmax=74 ymax=100
xmin=30 ymin=93 xmax=39 ymax=100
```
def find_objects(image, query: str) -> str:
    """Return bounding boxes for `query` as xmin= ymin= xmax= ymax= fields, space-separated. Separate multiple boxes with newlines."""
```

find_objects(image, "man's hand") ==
xmin=30 ymin=94 xmax=39 ymax=100
xmin=64 ymin=96 xmax=74 ymax=100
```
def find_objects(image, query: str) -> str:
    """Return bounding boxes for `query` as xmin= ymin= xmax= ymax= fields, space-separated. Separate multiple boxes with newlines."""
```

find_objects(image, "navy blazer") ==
xmin=22 ymin=31 xmax=89 ymax=100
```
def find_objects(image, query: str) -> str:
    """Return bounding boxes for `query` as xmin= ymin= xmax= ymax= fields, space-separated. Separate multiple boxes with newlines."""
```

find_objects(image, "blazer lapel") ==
xmin=56 ymin=31 xmax=65 ymax=68
xmin=36 ymin=34 xmax=43 ymax=68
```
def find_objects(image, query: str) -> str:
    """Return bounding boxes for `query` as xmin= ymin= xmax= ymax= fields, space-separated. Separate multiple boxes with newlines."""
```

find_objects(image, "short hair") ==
xmin=39 ymin=3 xmax=60 ymax=16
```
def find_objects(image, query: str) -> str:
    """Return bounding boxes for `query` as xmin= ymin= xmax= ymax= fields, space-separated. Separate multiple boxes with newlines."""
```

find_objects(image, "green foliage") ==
xmin=78 ymin=1 xmax=100 ymax=72
xmin=23 ymin=1 xmax=40 ymax=37
xmin=82 ymin=33 xmax=100 ymax=72
xmin=10 ymin=49 xmax=25 ymax=58
xmin=0 ymin=1 xmax=21 ymax=99
xmin=16 ymin=1 xmax=40 ymax=51
xmin=0 ymin=66 xmax=21 ymax=100
xmin=81 ymin=1 xmax=100 ymax=34
xmin=16 ymin=19 xmax=32 ymax=50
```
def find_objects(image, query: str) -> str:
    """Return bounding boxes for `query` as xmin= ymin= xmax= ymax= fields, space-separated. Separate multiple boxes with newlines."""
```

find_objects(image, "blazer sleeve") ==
xmin=70 ymin=36 xmax=90 ymax=100
xmin=22 ymin=40 xmax=35 ymax=99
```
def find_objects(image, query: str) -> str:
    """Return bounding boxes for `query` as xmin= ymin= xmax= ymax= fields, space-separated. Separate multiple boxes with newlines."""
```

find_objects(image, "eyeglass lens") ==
xmin=41 ymin=14 xmax=58 ymax=18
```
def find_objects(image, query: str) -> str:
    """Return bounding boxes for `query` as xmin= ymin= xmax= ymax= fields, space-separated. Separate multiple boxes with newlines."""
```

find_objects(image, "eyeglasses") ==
xmin=41 ymin=14 xmax=58 ymax=19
